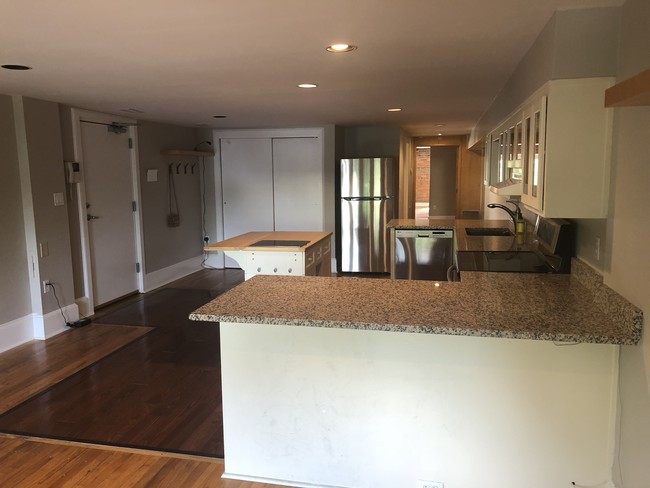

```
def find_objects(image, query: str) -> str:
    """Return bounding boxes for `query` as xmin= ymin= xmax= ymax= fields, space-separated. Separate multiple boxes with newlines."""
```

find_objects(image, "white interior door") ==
xmin=81 ymin=122 xmax=138 ymax=306
xmin=273 ymin=137 xmax=322 ymax=231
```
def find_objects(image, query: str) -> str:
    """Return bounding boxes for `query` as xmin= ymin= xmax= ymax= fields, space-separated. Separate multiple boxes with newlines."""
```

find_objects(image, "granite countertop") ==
xmin=191 ymin=258 xmax=642 ymax=345
xmin=204 ymin=231 xmax=332 ymax=252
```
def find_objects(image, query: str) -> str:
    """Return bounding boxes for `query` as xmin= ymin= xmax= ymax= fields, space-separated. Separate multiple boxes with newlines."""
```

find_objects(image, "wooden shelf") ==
xmin=605 ymin=69 xmax=650 ymax=107
xmin=161 ymin=149 xmax=214 ymax=157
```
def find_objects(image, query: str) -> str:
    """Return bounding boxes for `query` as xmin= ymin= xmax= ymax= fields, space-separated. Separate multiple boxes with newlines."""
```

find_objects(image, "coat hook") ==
xmin=176 ymin=163 xmax=181 ymax=174
xmin=184 ymin=163 xmax=189 ymax=174
xmin=191 ymin=163 xmax=196 ymax=174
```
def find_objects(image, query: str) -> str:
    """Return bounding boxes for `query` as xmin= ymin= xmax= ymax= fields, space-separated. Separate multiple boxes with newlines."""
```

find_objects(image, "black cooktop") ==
xmin=250 ymin=239 xmax=310 ymax=248
xmin=457 ymin=251 xmax=553 ymax=273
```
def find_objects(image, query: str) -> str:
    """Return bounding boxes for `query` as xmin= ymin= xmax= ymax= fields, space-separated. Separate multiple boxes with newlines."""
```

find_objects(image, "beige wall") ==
xmin=605 ymin=0 xmax=650 ymax=484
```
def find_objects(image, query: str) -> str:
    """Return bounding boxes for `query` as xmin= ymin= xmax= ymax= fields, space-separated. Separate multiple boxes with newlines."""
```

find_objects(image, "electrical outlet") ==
xmin=43 ymin=280 xmax=51 ymax=294
xmin=417 ymin=480 xmax=444 ymax=488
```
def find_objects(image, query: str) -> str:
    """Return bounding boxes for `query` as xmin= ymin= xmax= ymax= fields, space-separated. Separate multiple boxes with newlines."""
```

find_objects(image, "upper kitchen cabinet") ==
xmin=487 ymin=77 xmax=614 ymax=218
xmin=486 ymin=110 xmax=525 ymax=196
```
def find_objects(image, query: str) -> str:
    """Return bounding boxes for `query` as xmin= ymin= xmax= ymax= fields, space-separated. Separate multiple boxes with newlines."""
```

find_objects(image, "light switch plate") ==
xmin=146 ymin=169 xmax=158 ymax=182
xmin=53 ymin=192 xmax=65 ymax=206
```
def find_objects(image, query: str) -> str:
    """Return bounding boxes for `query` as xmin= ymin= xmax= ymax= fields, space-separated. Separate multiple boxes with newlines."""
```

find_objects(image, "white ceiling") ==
xmin=0 ymin=0 xmax=623 ymax=136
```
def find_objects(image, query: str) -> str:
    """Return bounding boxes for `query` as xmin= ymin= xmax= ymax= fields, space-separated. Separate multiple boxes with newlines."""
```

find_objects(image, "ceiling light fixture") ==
xmin=326 ymin=44 xmax=357 ymax=53
xmin=387 ymin=108 xmax=402 ymax=112
xmin=1 ymin=64 xmax=32 ymax=70
xmin=298 ymin=83 xmax=318 ymax=88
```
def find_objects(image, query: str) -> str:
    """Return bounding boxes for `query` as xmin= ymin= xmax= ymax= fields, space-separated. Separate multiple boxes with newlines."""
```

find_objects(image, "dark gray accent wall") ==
xmin=0 ymin=96 xmax=31 ymax=323
xmin=340 ymin=126 xmax=401 ymax=161
xmin=137 ymin=121 xmax=203 ymax=273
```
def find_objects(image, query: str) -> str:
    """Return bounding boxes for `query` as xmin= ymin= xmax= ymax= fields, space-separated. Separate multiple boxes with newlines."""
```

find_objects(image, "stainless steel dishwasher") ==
xmin=392 ymin=229 xmax=455 ymax=281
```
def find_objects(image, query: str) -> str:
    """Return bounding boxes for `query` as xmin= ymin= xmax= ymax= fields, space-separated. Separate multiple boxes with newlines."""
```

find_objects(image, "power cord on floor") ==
xmin=46 ymin=281 xmax=92 ymax=328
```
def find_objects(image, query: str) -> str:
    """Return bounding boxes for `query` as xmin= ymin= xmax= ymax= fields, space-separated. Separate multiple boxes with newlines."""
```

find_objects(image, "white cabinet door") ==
xmin=272 ymin=137 xmax=322 ymax=231
xmin=221 ymin=138 xmax=274 ymax=239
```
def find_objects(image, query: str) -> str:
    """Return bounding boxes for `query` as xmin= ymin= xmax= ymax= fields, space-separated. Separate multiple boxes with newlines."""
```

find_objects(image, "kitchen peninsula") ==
xmin=204 ymin=231 xmax=331 ymax=280
xmin=191 ymin=242 xmax=642 ymax=487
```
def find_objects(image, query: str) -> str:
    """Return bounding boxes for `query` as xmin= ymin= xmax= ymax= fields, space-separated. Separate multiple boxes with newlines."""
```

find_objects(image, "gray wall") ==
xmin=0 ymin=96 xmax=31 ymax=323
xmin=14 ymin=97 xmax=75 ymax=315
xmin=137 ymin=121 xmax=203 ymax=273
xmin=472 ymin=7 xmax=619 ymax=143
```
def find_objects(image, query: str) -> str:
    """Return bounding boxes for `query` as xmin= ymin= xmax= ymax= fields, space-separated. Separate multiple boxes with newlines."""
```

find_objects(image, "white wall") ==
xmin=221 ymin=322 xmax=619 ymax=488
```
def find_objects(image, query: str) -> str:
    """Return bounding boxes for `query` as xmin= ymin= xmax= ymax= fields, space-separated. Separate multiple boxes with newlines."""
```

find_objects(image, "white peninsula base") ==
xmin=218 ymin=321 xmax=618 ymax=488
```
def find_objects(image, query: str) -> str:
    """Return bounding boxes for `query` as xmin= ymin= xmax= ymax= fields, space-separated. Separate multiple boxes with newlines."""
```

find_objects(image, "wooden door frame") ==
xmin=70 ymin=109 xmax=144 ymax=316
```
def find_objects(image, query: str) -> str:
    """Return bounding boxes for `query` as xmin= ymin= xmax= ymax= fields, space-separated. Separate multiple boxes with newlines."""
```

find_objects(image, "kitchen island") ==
xmin=190 ymin=257 xmax=642 ymax=488
xmin=204 ymin=231 xmax=331 ymax=280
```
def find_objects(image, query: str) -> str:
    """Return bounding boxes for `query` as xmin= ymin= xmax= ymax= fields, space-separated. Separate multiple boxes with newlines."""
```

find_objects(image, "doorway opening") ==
xmin=415 ymin=145 xmax=457 ymax=219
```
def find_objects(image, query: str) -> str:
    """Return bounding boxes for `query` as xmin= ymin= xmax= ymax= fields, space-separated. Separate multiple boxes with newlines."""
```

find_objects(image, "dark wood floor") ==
xmin=0 ymin=268 xmax=245 ymax=458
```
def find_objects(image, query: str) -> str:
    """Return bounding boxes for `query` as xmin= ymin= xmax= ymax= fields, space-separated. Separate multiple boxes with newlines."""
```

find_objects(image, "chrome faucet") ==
xmin=487 ymin=201 xmax=520 ymax=230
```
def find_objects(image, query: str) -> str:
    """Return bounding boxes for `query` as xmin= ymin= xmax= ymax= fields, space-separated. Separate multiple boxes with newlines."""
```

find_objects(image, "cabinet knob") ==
xmin=257 ymin=267 xmax=261 ymax=272
xmin=273 ymin=267 xmax=278 ymax=273
xmin=288 ymin=268 xmax=292 ymax=273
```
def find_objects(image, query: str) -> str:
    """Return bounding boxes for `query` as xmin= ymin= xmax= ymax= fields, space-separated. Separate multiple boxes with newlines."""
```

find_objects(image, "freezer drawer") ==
xmin=340 ymin=197 xmax=393 ymax=273
xmin=392 ymin=229 xmax=454 ymax=281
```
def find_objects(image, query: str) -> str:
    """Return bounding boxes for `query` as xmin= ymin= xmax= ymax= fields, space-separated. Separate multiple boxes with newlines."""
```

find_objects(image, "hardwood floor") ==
xmin=0 ymin=324 xmax=152 ymax=415
xmin=0 ymin=268 xmax=310 ymax=486
xmin=0 ymin=434 xmax=292 ymax=488
xmin=0 ymin=269 xmax=244 ymax=457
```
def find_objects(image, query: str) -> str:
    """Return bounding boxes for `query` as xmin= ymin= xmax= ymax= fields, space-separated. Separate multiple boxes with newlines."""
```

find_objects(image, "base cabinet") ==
xmin=226 ymin=238 xmax=331 ymax=280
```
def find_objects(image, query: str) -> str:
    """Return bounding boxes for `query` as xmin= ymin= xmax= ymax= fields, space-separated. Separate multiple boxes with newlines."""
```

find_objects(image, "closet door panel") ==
xmin=272 ymin=137 xmax=322 ymax=231
xmin=221 ymin=138 xmax=274 ymax=266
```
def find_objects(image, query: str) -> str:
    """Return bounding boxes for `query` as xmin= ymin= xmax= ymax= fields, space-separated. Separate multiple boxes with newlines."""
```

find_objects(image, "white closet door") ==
xmin=221 ymin=137 xmax=274 ymax=239
xmin=272 ymin=137 xmax=322 ymax=231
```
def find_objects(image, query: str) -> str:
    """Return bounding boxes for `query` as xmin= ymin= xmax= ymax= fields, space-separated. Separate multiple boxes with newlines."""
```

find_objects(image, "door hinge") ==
xmin=136 ymin=262 xmax=141 ymax=273
xmin=132 ymin=201 xmax=137 ymax=212
xmin=128 ymin=137 xmax=133 ymax=149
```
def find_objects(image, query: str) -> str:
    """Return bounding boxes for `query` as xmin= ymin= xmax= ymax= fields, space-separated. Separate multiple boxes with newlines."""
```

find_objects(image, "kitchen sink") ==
xmin=465 ymin=227 xmax=513 ymax=237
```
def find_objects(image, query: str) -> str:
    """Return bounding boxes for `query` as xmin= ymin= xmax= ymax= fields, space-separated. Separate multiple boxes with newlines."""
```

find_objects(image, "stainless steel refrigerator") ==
xmin=340 ymin=158 xmax=396 ymax=273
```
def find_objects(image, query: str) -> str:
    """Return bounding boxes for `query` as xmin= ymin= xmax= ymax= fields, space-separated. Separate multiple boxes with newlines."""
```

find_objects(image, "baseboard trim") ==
xmin=0 ymin=315 xmax=34 ymax=353
xmin=143 ymin=255 xmax=205 ymax=293
xmin=33 ymin=304 xmax=79 ymax=340
xmin=0 ymin=303 xmax=78 ymax=353
xmin=221 ymin=472 xmax=349 ymax=488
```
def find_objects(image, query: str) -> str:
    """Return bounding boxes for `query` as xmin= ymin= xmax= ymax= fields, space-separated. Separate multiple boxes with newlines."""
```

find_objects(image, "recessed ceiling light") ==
xmin=435 ymin=124 xmax=446 ymax=127
xmin=387 ymin=108 xmax=402 ymax=112
xmin=212 ymin=115 xmax=227 ymax=118
xmin=298 ymin=83 xmax=318 ymax=88
xmin=326 ymin=44 xmax=357 ymax=53
xmin=437 ymin=133 xmax=443 ymax=136
xmin=1 ymin=64 xmax=32 ymax=70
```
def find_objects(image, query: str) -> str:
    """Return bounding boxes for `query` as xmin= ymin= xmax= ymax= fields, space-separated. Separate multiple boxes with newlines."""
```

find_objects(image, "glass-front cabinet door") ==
xmin=521 ymin=96 xmax=547 ymax=212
